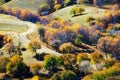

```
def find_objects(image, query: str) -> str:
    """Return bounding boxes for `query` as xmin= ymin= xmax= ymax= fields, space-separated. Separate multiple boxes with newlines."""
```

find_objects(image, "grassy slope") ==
xmin=51 ymin=5 xmax=106 ymax=25
xmin=3 ymin=0 xmax=48 ymax=13
xmin=0 ymin=14 xmax=40 ymax=66
xmin=0 ymin=0 xmax=4 ymax=5
xmin=0 ymin=14 xmax=27 ymax=33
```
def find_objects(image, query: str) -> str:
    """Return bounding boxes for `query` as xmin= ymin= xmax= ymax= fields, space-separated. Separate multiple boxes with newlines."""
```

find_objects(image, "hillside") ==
xmin=50 ymin=5 xmax=106 ymax=25
xmin=3 ymin=0 xmax=48 ymax=13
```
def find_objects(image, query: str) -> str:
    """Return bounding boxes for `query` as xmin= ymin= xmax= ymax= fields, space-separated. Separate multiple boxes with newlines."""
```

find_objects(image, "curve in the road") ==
xmin=0 ymin=19 xmax=61 ymax=56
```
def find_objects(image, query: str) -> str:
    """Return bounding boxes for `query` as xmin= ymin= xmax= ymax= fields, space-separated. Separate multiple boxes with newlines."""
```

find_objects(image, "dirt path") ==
xmin=0 ymin=19 xmax=61 ymax=56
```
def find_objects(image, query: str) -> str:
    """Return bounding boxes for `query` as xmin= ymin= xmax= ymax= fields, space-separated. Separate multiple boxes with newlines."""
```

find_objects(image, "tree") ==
xmin=31 ymin=75 xmax=40 ymax=80
xmin=38 ymin=4 xmax=50 ymax=16
xmin=59 ymin=42 xmax=74 ymax=53
xmin=102 ymin=58 xmax=116 ymax=68
xmin=30 ymin=63 xmax=42 ymax=75
xmin=61 ymin=54 xmax=77 ymax=70
xmin=4 ymin=42 xmax=23 ymax=57
xmin=0 ymin=34 xmax=11 ymax=48
xmin=4 ymin=0 xmax=11 ymax=2
xmin=0 ymin=57 xmax=10 ymax=73
xmin=77 ymin=53 xmax=90 ymax=75
xmin=47 ymin=0 xmax=54 ymax=11
xmin=54 ymin=4 xmax=62 ymax=11
xmin=51 ymin=70 xmax=77 ymax=80
xmin=64 ymin=0 xmax=72 ymax=6
xmin=49 ymin=20 xmax=62 ymax=28
xmin=11 ymin=7 xmax=21 ymax=18
xmin=44 ymin=27 xmax=76 ymax=49
xmin=93 ymin=0 xmax=104 ymax=7
xmin=38 ymin=27 xmax=45 ymax=39
xmin=77 ymin=53 xmax=89 ymax=63
xmin=64 ymin=0 xmax=76 ymax=6
xmin=85 ymin=17 xmax=95 ymax=23
xmin=76 ymin=0 xmax=93 ymax=4
xmin=6 ymin=55 xmax=29 ymax=78
xmin=28 ymin=40 xmax=41 ymax=54
xmin=51 ymin=72 xmax=61 ymax=80
xmin=97 ymin=36 xmax=120 ymax=58
xmin=90 ymin=52 xmax=104 ymax=64
xmin=43 ymin=55 xmax=61 ymax=72
xmin=40 ymin=16 xmax=49 ymax=25
xmin=70 ymin=6 xmax=84 ymax=16
xmin=4 ymin=42 xmax=18 ymax=57
xmin=75 ymin=34 xmax=83 ymax=46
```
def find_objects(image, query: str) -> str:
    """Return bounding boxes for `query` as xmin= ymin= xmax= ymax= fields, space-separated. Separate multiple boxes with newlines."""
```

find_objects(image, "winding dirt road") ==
xmin=0 ymin=19 xmax=61 ymax=56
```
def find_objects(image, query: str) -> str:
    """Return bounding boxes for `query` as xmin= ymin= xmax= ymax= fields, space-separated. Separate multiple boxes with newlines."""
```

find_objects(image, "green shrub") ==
xmin=0 ymin=57 xmax=10 ymax=73
xmin=102 ymin=58 xmax=116 ymax=68
xmin=30 ymin=63 xmax=42 ymax=75
xmin=85 ymin=17 xmax=95 ymax=23
xmin=6 ymin=55 xmax=29 ymax=78
xmin=70 ymin=6 xmax=84 ymax=16
xmin=43 ymin=55 xmax=62 ymax=72
xmin=38 ymin=4 xmax=50 ymax=16
xmin=59 ymin=43 xmax=74 ymax=53
xmin=83 ymin=63 xmax=120 ymax=80
xmin=51 ymin=70 xmax=76 ymax=80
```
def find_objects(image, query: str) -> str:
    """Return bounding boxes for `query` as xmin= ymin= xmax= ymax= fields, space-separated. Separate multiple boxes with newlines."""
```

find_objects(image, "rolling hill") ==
xmin=50 ymin=5 xmax=106 ymax=25
xmin=3 ymin=0 xmax=48 ymax=13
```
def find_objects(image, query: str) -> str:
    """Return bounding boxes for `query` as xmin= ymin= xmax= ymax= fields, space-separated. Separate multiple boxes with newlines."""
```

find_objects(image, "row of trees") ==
xmin=0 ymin=6 xmax=50 ymax=25
xmin=31 ymin=52 xmax=118 ymax=79
xmin=0 ymin=55 xmax=30 ymax=79
xmin=83 ymin=63 xmax=120 ymax=80
xmin=45 ymin=0 xmax=120 ymax=13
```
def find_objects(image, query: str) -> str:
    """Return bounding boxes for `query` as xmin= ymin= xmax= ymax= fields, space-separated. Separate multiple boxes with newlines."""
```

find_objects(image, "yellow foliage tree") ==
xmin=28 ymin=40 xmax=41 ymax=54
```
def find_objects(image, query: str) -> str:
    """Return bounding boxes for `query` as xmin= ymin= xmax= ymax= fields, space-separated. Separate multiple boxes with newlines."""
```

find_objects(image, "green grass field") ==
xmin=51 ymin=5 xmax=106 ymax=25
xmin=0 ymin=14 xmax=28 ymax=33
xmin=0 ymin=0 xmax=4 ymax=5
xmin=3 ymin=0 xmax=48 ymax=13
xmin=0 ymin=23 xmax=27 ymax=33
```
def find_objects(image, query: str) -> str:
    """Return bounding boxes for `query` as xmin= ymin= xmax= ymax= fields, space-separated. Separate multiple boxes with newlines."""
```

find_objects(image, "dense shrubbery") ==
xmin=77 ymin=53 xmax=89 ymax=62
xmin=102 ymin=58 xmax=117 ymax=68
xmin=90 ymin=52 xmax=104 ymax=64
xmin=43 ymin=55 xmax=61 ymax=72
xmin=83 ymin=63 xmax=120 ymax=80
xmin=0 ymin=57 xmax=10 ymax=73
xmin=6 ymin=55 xmax=30 ymax=78
xmin=0 ymin=6 xmax=50 ymax=24
xmin=61 ymin=54 xmax=76 ymax=70
xmin=51 ymin=70 xmax=77 ymax=80
xmin=97 ymin=35 xmax=120 ymax=58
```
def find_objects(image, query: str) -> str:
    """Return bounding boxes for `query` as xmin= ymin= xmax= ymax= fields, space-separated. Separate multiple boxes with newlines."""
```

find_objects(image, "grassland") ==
xmin=0 ymin=14 xmax=40 ymax=66
xmin=0 ymin=23 xmax=27 ymax=33
xmin=3 ymin=0 xmax=48 ymax=13
xmin=51 ymin=5 xmax=106 ymax=25
xmin=0 ymin=0 xmax=4 ymax=5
